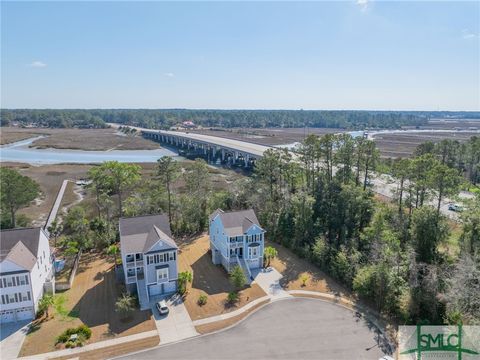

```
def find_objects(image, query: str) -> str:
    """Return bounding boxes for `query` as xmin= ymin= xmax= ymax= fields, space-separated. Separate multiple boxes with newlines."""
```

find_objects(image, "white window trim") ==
xmin=156 ymin=268 xmax=169 ymax=283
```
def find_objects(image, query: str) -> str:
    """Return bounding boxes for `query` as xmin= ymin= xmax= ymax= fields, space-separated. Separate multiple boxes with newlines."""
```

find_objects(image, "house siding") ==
xmin=0 ymin=230 xmax=54 ymax=323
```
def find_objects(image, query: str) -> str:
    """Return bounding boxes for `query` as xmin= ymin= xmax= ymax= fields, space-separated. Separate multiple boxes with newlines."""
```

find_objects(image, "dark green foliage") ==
xmin=0 ymin=168 xmax=40 ymax=228
xmin=1 ymin=109 xmax=446 ymax=129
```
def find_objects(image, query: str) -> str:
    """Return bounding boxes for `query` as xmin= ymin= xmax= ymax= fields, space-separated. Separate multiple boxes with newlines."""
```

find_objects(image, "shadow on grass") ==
xmin=69 ymin=268 xmax=151 ymax=335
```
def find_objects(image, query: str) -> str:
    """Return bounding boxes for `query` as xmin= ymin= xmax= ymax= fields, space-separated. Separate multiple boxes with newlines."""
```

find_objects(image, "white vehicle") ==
xmin=156 ymin=300 xmax=169 ymax=315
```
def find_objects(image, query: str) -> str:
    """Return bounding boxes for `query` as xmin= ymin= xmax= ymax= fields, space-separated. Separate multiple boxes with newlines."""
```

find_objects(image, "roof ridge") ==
xmin=0 ymin=226 xmax=42 ymax=233
xmin=119 ymin=214 xmax=163 ymax=221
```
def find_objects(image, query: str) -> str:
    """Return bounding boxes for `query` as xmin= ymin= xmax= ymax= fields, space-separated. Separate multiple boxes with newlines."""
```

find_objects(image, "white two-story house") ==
xmin=119 ymin=214 xmax=178 ymax=310
xmin=0 ymin=227 xmax=54 ymax=323
xmin=209 ymin=209 xmax=265 ymax=280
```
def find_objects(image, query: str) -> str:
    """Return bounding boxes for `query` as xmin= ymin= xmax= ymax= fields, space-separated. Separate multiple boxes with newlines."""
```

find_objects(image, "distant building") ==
xmin=119 ymin=214 xmax=178 ymax=309
xmin=209 ymin=209 xmax=265 ymax=280
xmin=0 ymin=227 xmax=54 ymax=323
xmin=182 ymin=121 xmax=196 ymax=129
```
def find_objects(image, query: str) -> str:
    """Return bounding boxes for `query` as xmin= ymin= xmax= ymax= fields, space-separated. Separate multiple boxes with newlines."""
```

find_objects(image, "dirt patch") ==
xmin=267 ymin=240 xmax=352 ymax=299
xmin=195 ymin=298 xmax=270 ymax=334
xmin=52 ymin=335 xmax=160 ymax=360
xmin=179 ymin=234 xmax=267 ymax=320
xmin=20 ymin=254 xmax=155 ymax=357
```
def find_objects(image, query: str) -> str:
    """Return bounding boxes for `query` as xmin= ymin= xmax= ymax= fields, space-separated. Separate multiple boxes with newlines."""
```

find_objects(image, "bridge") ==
xmin=141 ymin=128 xmax=274 ymax=167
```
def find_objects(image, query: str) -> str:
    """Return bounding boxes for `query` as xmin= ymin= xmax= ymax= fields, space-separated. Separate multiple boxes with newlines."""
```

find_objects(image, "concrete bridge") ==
xmin=141 ymin=129 xmax=273 ymax=167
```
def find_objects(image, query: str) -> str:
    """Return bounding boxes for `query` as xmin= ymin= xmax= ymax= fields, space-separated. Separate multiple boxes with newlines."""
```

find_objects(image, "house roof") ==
xmin=0 ymin=227 xmax=43 ymax=270
xmin=119 ymin=214 xmax=177 ymax=254
xmin=210 ymin=209 xmax=263 ymax=236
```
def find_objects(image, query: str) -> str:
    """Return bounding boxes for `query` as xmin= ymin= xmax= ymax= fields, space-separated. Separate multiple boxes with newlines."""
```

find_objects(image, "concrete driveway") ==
xmin=252 ymin=267 xmax=291 ymax=299
xmin=120 ymin=297 xmax=392 ymax=360
xmin=0 ymin=320 xmax=30 ymax=359
xmin=150 ymin=293 xmax=198 ymax=344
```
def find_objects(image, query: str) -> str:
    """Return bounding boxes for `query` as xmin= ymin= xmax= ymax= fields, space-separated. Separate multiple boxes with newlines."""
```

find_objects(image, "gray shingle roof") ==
xmin=0 ymin=227 xmax=43 ymax=270
xmin=119 ymin=214 xmax=177 ymax=254
xmin=210 ymin=209 xmax=263 ymax=236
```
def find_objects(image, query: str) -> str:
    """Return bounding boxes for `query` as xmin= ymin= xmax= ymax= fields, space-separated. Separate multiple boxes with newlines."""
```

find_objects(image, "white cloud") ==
xmin=356 ymin=0 xmax=369 ymax=12
xmin=462 ymin=29 xmax=476 ymax=39
xmin=164 ymin=72 xmax=175 ymax=77
xmin=28 ymin=61 xmax=47 ymax=68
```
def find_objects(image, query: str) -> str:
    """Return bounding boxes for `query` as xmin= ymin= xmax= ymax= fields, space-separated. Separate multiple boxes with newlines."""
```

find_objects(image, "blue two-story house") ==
xmin=119 ymin=214 xmax=178 ymax=310
xmin=209 ymin=209 xmax=265 ymax=280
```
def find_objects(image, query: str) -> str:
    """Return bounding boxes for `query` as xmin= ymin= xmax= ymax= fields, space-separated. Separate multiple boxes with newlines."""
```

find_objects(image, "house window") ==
xmin=156 ymin=268 xmax=169 ymax=282
xmin=169 ymin=252 xmax=175 ymax=261
xmin=249 ymin=247 xmax=259 ymax=258
xmin=25 ymin=275 xmax=29 ymax=285
xmin=27 ymin=291 xmax=31 ymax=301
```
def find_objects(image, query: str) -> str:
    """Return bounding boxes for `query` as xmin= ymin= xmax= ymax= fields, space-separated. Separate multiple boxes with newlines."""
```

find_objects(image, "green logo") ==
xmin=398 ymin=325 xmax=480 ymax=359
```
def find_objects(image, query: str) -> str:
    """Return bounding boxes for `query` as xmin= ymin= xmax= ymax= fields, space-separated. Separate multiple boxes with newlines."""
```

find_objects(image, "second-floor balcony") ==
xmin=126 ymin=257 xmax=144 ymax=268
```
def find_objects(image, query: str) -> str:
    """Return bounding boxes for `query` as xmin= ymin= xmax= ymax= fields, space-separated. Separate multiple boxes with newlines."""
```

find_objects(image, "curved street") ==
xmin=118 ymin=298 xmax=392 ymax=360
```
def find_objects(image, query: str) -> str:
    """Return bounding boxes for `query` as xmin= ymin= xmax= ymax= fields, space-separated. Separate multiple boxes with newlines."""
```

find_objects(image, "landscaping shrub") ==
xmin=77 ymin=324 xmax=92 ymax=339
xmin=56 ymin=324 xmax=92 ymax=346
xmin=227 ymin=291 xmax=239 ymax=304
xmin=197 ymin=294 xmax=208 ymax=306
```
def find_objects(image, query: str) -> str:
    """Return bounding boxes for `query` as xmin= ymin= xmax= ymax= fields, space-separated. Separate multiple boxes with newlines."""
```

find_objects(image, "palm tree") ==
xmin=106 ymin=244 xmax=119 ymax=267
xmin=263 ymin=246 xmax=278 ymax=267
xmin=178 ymin=271 xmax=193 ymax=295
xmin=38 ymin=294 xmax=54 ymax=318
xmin=115 ymin=293 xmax=136 ymax=319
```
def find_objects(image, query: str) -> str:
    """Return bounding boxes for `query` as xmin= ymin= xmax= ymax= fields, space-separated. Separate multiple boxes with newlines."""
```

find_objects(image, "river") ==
xmin=0 ymin=136 xmax=180 ymax=164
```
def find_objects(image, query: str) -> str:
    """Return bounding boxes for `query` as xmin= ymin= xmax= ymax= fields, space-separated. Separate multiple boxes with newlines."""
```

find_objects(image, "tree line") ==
xmin=249 ymin=134 xmax=479 ymax=325
xmin=6 ymin=109 xmax=480 ymax=130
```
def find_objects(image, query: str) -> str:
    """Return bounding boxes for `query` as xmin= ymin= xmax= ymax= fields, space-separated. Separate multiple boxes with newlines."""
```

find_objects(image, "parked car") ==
xmin=156 ymin=300 xmax=169 ymax=315
xmin=448 ymin=203 xmax=464 ymax=212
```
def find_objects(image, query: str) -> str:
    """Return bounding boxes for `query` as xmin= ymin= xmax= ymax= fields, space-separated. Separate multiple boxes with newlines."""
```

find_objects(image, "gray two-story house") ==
xmin=209 ymin=209 xmax=265 ymax=281
xmin=119 ymin=214 xmax=178 ymax=310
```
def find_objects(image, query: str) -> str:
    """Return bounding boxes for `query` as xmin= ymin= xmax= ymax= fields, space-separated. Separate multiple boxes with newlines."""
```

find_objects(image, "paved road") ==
xmin=119 ymin=298 xmax=391 ymax=360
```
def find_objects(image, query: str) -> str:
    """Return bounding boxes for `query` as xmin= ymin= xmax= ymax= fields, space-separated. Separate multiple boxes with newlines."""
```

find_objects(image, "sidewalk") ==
xmin=192 ymin=295 xmax=271 ymax=326
xmin=17 ymin=330 xmax=158 ymax=360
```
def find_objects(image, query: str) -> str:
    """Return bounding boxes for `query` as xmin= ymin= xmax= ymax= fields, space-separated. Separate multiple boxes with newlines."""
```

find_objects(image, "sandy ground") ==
xmin=194 ymin=299 xmax=270 ymax=334
xmin=20 ymin=254 xmax=156 ymax=357
xmin=178 ymin=234 xmax=267 ymax=320
xmin=52 ymin=335 xmax=160 ymax=360
xmin=267 ymin=240 xmax=351 ymax=298
xmin=1 ymin=127 xmax=160 ymax=151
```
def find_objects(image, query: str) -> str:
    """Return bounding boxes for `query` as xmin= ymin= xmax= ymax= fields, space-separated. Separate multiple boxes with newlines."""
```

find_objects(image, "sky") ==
xmin=1 ymin=1 xmax=479 ymax=110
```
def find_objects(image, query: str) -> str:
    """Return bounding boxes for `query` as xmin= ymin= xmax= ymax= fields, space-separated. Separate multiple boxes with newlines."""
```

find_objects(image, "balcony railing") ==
xmin=127 ymin=275 xmax=136 ymax=283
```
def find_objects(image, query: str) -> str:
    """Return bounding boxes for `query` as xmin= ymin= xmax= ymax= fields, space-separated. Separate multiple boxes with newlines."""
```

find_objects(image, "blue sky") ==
xmin=1 ymin=1 xmax=479 ymax=110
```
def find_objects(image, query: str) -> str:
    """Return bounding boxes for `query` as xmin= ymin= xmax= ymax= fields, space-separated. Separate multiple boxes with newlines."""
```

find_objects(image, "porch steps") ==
xmin=237 ymin=255 xmax=254 ymax=283
xmin=136 ymin=279 xmax=149 ymax=310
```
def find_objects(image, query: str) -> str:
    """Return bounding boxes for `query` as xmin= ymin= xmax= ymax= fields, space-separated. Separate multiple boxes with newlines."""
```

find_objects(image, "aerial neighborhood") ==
xmin=1 ymin=1 xmax=480 ymax=360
